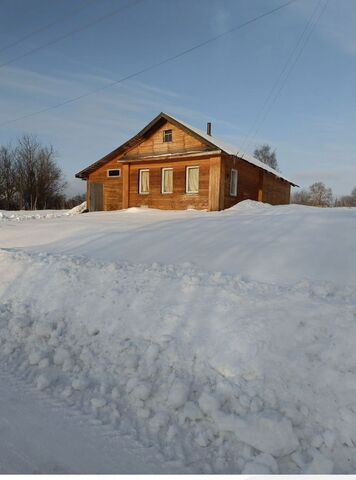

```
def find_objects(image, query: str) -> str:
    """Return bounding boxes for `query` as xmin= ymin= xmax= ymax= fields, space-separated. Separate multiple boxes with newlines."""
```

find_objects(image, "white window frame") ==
xmin=230 ymin=169 xmax=238 ymax=196
xmin=107 ymin=168 xmax=121 ymax=178
xmin=161 ymin=167 xmax=173 ymax=194
xmin=139 ymin=169 xmax=149 ymax=195
xmin=186 ymin=166 xmax=199 ymax=194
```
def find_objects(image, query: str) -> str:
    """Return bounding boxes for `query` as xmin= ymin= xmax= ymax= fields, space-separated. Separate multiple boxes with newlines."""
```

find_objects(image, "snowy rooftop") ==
xmin=165 ymin=113 xmax=297 ymax=186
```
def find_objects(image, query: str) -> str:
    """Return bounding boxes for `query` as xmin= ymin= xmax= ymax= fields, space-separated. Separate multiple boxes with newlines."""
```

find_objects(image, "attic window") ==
xmin=163 ymin=129 xmax=172 ymax=142
xmin=107 ymin=169 xmax=121 ymax=177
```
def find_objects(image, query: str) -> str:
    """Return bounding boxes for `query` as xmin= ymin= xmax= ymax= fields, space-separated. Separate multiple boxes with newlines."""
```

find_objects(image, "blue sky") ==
xmin=0 ymin=0 xmax=355 ymax=196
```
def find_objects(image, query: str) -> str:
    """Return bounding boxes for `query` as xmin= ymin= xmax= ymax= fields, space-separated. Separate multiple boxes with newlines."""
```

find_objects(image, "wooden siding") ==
xmin=127 ymin=156 xmax=216 ymax=210
xmin=208 ymin=156 xmax=222 ymax=211
xmin=262 ymin=172 xmax=290 ymax=204
xmin=221 ymin=154 xmax=290 ymax=208
xmin=222 ymin=155 xmax=260 ymax=209
xmin=122 ymin=120 xmax=210 ymax=160
xmin=87 ymin=157 xmax=123 ymax=211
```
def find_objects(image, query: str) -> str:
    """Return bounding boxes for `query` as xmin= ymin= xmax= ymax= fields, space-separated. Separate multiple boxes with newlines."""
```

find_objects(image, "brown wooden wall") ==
xmin=126 ymin=156 xmax=216 ymax=210
xmin=122 ymin=120 xmax=209 ymax=160
xmin=262 ymin=172 xmax=291 ymax=204
xmin=222 ymin=155 xmax=260 ymax=209
xmin=221 ymin=154 xmax=290 ymax=208
xmin=87 ymin=156 xmax=123 ymax=211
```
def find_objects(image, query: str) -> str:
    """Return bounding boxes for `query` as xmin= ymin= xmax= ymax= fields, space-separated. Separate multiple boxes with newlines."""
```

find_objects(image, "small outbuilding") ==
xmin=76 ymin=112 xmax=297 ymax=212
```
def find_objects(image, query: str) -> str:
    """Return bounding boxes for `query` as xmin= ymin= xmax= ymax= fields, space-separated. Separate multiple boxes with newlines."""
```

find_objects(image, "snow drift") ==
xmin=1 ymin=202 xmax=356 ymax=473
xmin=0 ymin=202 xmax=86 ymax=223
xmin=1 ymin=246 xmax=356 ymax=471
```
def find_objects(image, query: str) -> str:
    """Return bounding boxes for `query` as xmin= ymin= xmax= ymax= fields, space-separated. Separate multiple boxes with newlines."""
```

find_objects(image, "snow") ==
xmin=0 ymin=201 xmax=86 ymax=222
xmin=0 ymin=201 xmax=356 ymax=473
xmin=0 ymin=370 xmax=184 ymax=474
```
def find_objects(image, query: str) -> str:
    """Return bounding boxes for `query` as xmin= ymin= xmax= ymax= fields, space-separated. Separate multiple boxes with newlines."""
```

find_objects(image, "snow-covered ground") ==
xmin=0 ymin=202 xmax=86 ymax=223
xmin=0 ymin=369 xmax=184 ymax=474
xmin=0 ymin=201 xmax=356 ymax=473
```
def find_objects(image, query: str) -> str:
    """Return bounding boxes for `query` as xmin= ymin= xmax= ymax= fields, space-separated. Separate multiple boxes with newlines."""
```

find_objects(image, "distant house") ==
xmin=76 ymin=112 xmax=297 ymax=212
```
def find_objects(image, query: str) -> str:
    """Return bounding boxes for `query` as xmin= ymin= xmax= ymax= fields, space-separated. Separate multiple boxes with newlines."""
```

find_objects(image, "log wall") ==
xmin=87 ymin=157 xmax=123 ymax=211
xmin=126 ymin=155 xmax=217 ymax=210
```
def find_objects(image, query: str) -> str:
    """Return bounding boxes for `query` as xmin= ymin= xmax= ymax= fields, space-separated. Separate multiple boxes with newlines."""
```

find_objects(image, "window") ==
xmin=161 ymin=168 xmax=173 ymax=194
xmin=186 ymin=166 xmax=199 ymax=194
xmin=230 ymin=169 xmax=238 ymax=196
xmin=107 ymin=169 xmax=121 ymax=177
xmin=139 ymin=169 xmax=149 ymax=194
xmin=163 ymin=129 xmax=172 ymax=142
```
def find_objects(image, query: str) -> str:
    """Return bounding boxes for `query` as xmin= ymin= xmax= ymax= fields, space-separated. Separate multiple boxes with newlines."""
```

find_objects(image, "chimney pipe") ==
xmin=207 ymin=122 xmax=212 ymax=136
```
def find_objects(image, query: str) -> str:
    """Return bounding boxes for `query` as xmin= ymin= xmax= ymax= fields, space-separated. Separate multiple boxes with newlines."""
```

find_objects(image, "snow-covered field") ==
xmin=1 ymin=201 xmax=356 ymax=473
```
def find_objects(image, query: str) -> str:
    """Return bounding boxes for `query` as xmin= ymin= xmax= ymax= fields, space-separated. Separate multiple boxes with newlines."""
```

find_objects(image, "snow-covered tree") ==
xmin=308 ymin=182 xmax=333 ymax=207
xmin=292 ymin=182 xmax=333 ymax=207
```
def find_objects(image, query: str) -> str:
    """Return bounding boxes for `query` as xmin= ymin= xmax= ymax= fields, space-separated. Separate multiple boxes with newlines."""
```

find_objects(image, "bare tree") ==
xmin=15 ymin=135 xmax=40 ymax=209
xmin=14 ymin=134 xmax=66 ymax=209
xmin=291 ymin=189 xmax=311 ymax=205
xmin=308 ymin=182 xmax=333 ymax=207
xmin=352 ymin=187 xmax=356 ymax=203
xmin=254 ymin=144 xmax=279 ymax=171
xmin=334 ymin=186 xmax=356 ymax=207
xmin=0 ymin=145 xmax=17 ymax=209
xmin=292 ymin=182 xmax=333 ymax=207
xmin=64 ymin=194 xmax=86 ymax=209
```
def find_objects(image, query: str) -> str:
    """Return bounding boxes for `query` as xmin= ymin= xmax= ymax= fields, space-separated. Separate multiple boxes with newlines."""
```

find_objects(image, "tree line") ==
xmin=1 ymin=137 xmax=354 ymax=210
xmin=253 ymin=144 xmax=356 ymax=208
xmin=0 ymin=135 xmax=84 ymax=210
xmin=292 ymin=182 xmax=356 ymax=207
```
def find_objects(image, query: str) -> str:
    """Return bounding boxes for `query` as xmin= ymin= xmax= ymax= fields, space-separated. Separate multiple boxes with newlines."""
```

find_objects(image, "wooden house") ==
xmin=75 ymin=112 xmax=297 ymax=212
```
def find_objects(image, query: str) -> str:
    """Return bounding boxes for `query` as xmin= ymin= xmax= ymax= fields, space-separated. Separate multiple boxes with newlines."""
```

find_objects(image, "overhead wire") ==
xmin=0 ymin=0 xmax=144 ymax=70
xmin=0 ymin=0 xmax=298 ymax=128
xmin=0 ymin=0 xmax=100 ymax=54
xmin=240 ymin=0 xmax=329 ymax=157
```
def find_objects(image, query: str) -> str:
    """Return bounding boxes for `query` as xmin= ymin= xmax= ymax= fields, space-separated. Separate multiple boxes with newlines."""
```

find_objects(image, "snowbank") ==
xmin=0 ymin=209 xmax=70 ymax=222
xmin=66 ymin=201 xmax=87 ymax=215
xmin=225 ymin=199 xmax=273 ymax=212
xmin=1 ymin=202 xmax=355 ymax=286
xmin=1 ymin=248 xmax=356 ymax=473
xmin=0 ymin=202 xmax=86 ymax=223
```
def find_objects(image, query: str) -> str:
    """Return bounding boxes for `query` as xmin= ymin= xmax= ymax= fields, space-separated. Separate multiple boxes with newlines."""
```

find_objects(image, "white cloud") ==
xmin=0 ymin=65 xmax=216 ymax=196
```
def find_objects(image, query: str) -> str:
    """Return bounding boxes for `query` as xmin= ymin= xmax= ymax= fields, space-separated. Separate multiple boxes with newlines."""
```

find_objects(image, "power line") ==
xmin=0 ymin=0 xmax=144 ymax=70
xmin=0 ymin=0 xmax=298 ymax=128
xmin=238 ymin=0 xmax=323 ymax=154
xmin=0 ymin=0 xmax=100 ymax=54
xmin=241 ymin=0 xmax=329 ymax=156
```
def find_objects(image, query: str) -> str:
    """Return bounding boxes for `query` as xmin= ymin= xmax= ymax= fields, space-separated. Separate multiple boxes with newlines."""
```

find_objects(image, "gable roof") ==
xmin=75 ymin=112 xmax=298 ymax=186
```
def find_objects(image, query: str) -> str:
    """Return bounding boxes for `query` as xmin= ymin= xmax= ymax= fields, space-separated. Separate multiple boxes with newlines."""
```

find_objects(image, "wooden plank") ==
xmin=122 ymin=163 xmax=130 ymax=209
xmin=122 ymin=121 xmax=208 ymax=161
xmin=127 ymin=156 xmax=215 ymax=210
xmin=262 ymin=172 xmax=290 ymax=204
xmin=87 ymin=156 xmax=123 ymax=211
xmin=258 ymin=170 xmax=264 ymax=202
xmin=208 ymin=156 xmax=222 ymax=211
xmin=89 ymin=183 xmax=103 ymax=211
